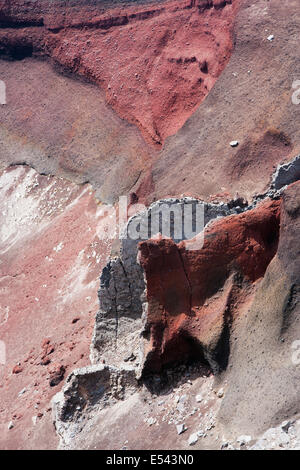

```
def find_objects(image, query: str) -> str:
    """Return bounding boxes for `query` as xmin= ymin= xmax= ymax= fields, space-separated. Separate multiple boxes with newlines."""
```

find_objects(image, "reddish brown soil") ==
xmin=0 ymin=0 xmax=239 ymax=145
xmin=0 ymin=166 xmax=114 ymax=449
xmin=0 ymin=58 xmax=151 ymax=204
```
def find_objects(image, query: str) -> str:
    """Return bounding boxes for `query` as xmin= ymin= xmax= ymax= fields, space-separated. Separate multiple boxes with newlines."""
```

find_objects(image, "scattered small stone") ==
xmin=12 ymin=365 xmax=23 ymax=374
xmin=177 ymin=404 xmax=185 ymax=413
xmin=18 ymin=388 xmax=27 ymax=397
xmin=195 ymin=394 xmax=202 ymax=403
xmin=49 ymin=364 xmax=66 ymax=387
xmin=147 ymin=417 xmax=157 ymax=426
xmin=267 ymin=35 xmax=274 ymax=41
xmin=123 ymin=353 xmax=136 ymax=362
xmin=281 ymin=420 xmax=293 ymax=433
xmin=217 ymin=388 xmax=224 ymax=398
xmin=176 ymin=424 xmax=186 ymax=435
xmin=188 ymin=433 xmax=198 ymax=446
xmin=8 ymin=421 xmax=14 ymax=430
xmin=230 ymin=141 xmax=239 ymax=148
xmin=41 ymin=339 xmax=55 ymax=365
xmin=237 ymin=435 xmax=252 ymax=446
xmin=41 ymin=357 xmax=51 ymax=366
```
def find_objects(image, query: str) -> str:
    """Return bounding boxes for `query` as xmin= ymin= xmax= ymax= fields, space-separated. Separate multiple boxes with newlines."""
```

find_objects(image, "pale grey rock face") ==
xmin=245 ymin=154 xmax=300 ymax=209
xmin=91 ymin=250 xmax=144 ymax=364
xmin=272 ymin=154 xmax=300 ymax=190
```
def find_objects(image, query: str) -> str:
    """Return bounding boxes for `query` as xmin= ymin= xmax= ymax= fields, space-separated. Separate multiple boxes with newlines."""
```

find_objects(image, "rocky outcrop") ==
xmin=51 ymin=181 xmax=299 ymax=450
xmin=50 ymin=181 xmax=299 ymax=450
xmin=90 ymin=253 xmax=144 ymax=366
xmin=272 ymin=154 xmax=300 ymax=191
xmin=92 ymin=154 xmax=297 ymax=374
xmin=52 ymin=364 xmax=137 ymax=448
xmin=90 ymin=197 xmax=247 ymax=366
xmin=138 ymin=199 xmax=280 ymax=375
xmin=91 ymin=174 xmax=286 ymax=375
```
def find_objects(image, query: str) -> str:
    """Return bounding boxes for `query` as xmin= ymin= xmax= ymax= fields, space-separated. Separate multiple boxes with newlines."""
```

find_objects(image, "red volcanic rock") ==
xmin=41 ymin=339 xmax=55 ymax=365
xmin=138 ymin=199 xmax=281 ymax=374
xmin=41 ymin=358 xmax=51 ymax=366
xmin=49 ymin=364 xmax=66 ymax=388
xmin=0 ymin=0 xmax=240 ymax=145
